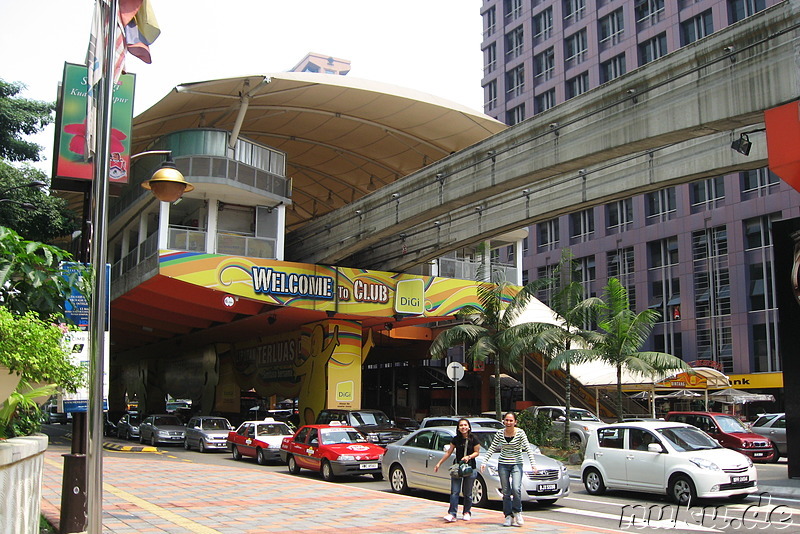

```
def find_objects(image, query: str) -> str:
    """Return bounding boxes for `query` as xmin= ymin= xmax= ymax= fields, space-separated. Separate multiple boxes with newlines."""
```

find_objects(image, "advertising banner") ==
xmin=53 ymin=62 xmax=135 ymax=184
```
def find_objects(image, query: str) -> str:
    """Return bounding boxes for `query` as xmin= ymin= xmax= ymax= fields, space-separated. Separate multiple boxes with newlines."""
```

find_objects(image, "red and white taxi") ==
xmin=227 ymin=418 xmax=294 ymax=465
xmin=279 ymin=423 xmax=385 ymax=481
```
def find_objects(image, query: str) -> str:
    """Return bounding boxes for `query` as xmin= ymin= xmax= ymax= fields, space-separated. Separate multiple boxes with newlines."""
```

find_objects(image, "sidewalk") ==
xmin=40 ymin=447 xmax=624 ymax=534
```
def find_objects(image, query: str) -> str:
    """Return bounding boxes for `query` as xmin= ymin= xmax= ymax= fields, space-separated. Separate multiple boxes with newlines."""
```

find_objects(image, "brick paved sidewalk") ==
xmin=41 ymin=450 xmax=622 ymax=534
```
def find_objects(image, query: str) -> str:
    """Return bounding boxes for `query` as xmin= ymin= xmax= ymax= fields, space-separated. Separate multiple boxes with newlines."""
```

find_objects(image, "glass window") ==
xmin=506 ymin=65 xmax=525 ymax=98
xmin=729 ymin=0 xmax=766 ymax=24
xmin=507 ymin=104 xmax=525 ymax=125
xmin=636 ymin=0 xmax=665 ymax=25
xmin=607 ymin=198 xmax=633 ymax=231
xmin=534 ymin=48 xmax=555 ymax=82
xmin=485 ymin=80 xmax=498 ymax=111
xmin=563 ymin=0 xmax=586 ymax=24
xmin=681 ymin=10 xmax=713 ymax=46
xmin=538 ymin=218 xmax=560 ymax=250
xmin=639 ymin=33 xmax=668 ymax=66
xmin=645 ymin=187 xmax=677 ymax=221
xmin=484 ymin=43 xmax=497 ymax=74
xmin=533 ymin=8 xmax=553 ymax=42
xmin=649 ymin=237 xmax=679 ymax=269
xmin=600 ymin=54 xmax=626 ymax=83
xmin=566 ymin=71 xmax=590 ymax=99
xmin=689 ymin=176 xmax=725 ymax=210
xmin=570 ymin=208 xmax=594 ymax=242
xmin=598 ymin=428 xmax=625 ymax=449
xmin=741 ymin=168 xmax=779 ymax=194
xmin=484 ymin=6 xmax=496 ymax=37
xmin=505 ymin=26 xmax=524 ymax=59
xmin=565 ymin=29 xmax=588 ymax=67
xmin=504 ymin=0 xmax=522 ymax=22
xmin=599 ymin=8 xmax=624 ymax=48
xmin=535 ymin=89 xmax=556 ymax=114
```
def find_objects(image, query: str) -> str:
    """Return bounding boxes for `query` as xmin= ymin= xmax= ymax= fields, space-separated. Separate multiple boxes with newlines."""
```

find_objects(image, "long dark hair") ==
xmin=456 ymin=417 xmax=473 ymax=439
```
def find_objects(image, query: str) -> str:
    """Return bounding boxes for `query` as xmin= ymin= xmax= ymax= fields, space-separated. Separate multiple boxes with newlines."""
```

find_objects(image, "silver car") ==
xmin=382 ymin=427 xmax=570 ymax=506
xmin=184 ymin=416 xmax=233 ymax=452
xmin=751 ymin=413 xmax=786 ymax=462
xmin=420 ymin=416 xmax=503 ymax=430
xmin=139 ymin=414 xmax=186 ymax=446
xmin=117 ymin=412 xmax=141 ymax=440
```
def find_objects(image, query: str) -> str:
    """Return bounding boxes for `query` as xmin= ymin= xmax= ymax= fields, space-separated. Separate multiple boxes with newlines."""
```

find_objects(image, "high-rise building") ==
xmin=480 ymin=0 xmax=795 ymax=398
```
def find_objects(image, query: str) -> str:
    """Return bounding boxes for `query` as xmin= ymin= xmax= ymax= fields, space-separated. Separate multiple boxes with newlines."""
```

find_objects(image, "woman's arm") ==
xmin=434 ymin=443 xmax=456 ymax=472
xmin=462 ymin=440 xmax=480 ymax=463
xmin=517 ymin=429 xmax=537 ymax=470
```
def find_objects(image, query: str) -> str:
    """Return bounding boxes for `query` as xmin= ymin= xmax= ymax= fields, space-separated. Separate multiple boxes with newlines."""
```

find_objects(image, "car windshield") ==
xmin=320 ymin=428 xmax=367 ymax=444
xmin=715 ymin=415 xmax=749 ymax=433
xmin=154 ymin=416 xmax=182 ymax=426
xmin=257 ymin=423 xmax=291 ymax=436
xmin=570 ymin=410 xmax=600 ymax=421
xmin=349 ymin=411 xmax=390 ymax=426
xmin=475 ymin=420 xmax=503 ymax=429
xmin=202 ymin=419 xmax=229 ymax=430
xmin=657 ymin=426 xmax=722 ymax=452
xmin=752 ymin=414 xmax=780 ymax=428
xmin=128 ymin=415 xmax=140 ymax=425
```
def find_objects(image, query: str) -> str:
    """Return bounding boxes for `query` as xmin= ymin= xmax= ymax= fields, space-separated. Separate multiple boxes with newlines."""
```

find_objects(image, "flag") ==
xmin=125 ymin=0 xmax=160 ymax=64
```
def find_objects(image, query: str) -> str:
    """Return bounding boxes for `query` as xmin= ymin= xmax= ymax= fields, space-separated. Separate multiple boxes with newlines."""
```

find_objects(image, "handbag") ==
xmin=449 ymin=439 xmax=474 ymax=478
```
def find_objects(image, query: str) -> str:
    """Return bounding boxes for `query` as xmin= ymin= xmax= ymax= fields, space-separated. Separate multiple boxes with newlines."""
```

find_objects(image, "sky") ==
xmin=0 ymin=0 xmax=485 ymax=173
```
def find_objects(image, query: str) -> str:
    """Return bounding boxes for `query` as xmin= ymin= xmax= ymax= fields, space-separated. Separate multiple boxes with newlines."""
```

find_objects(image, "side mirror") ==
xmin=556 ymin=416 xmax=566 ymax=422
xmin=647 ymin=443 xmax=663 ymax=453
xmin=443 ymin=445 xmax=450 ymax=452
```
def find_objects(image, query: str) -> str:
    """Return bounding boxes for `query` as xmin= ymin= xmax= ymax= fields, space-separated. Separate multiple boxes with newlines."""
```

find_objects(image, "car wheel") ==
xmin=770 ymin=444 xmax=781 ymax=463
xmin=287 ymin=455 xmax=300 ymax=474
xmin=232 ymin=446 xmax=242 ymax=461
xmin=669 ymin=475 xmax=696 ymax=505
xmin=471 ymin=476 xmax=488 ymax=507
xmin=372 ymin=472 xmax=384 ymax=481
xmin=199 ymin=441 xmax=206 ymax=454
xmin=537 ymin=499 xmax=558 ymax=506
xmin=256 ymin=448 xmax=267 ymax=465
xmin=184 ymin=439 xmax=191 ymax=451
xmin=321 ymin=460 xmax=335 ymax=481
xmin=569 ymin=433 xmax=582 ymax=448
xmin=389 ymin=465 xmax=408 ymax=494
xmin=150 ymin=435 xmax=157 ymax=447
xmin=583 ymin=468 xmax=606 ymax=496
xmin=139 ymin=433 xmax=145 ymax=444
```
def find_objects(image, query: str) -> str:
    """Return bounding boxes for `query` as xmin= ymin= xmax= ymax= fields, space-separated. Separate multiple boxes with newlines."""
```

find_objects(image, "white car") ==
xmin=526 ymin=406 xmax=606 ymax=448
xmin=581 ymin=421 xmax=758 ymax=504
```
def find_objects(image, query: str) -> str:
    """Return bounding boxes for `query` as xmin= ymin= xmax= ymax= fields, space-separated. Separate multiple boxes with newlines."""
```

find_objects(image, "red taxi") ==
xmin=227 ymin=418 xmax=294 ymax=465
xmin=279 ymin=423 xmax=385 ymax=481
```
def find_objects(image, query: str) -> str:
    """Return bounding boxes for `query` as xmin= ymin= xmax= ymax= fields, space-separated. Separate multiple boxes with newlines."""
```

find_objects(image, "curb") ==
xmin=102 ymin=442 xmax=157 ymax=453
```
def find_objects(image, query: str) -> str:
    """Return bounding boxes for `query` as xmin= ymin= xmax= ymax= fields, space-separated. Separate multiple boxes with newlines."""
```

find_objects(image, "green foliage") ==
xmin=0 ymin=79 xmax=54 ymax=162
xmin=517 ymin=409 xmax=551 ymax=446
xmin=0 ymin=162 xmax=79 ymax=242
xmin=0 ymin=381 xmax=53 ymax=438
xmin=0 ymin=307 xmax=83 ymax=391
xmin=0 ymin=225 xmax=84 ymax=320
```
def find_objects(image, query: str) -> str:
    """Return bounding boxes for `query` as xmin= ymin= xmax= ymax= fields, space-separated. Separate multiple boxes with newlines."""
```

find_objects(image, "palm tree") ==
xmin=594 ymin=278 xmax=690 ymax=422
xmin=429 ymin=277 xmax=539 ymax=419
xmin=510 ymin=250 xmax=602 ymax=448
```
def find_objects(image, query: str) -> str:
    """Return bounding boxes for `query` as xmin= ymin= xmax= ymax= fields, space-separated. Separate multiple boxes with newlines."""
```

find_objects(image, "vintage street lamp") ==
xmin=141 ymin=157 xmax=194 ymax=202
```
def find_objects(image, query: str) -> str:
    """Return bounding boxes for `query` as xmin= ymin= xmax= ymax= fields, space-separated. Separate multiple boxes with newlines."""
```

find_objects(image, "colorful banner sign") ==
xmin=53 ymin=62 xmax=135 ymax=183
xmin=158 ymin=251 xmax=487 ymax=318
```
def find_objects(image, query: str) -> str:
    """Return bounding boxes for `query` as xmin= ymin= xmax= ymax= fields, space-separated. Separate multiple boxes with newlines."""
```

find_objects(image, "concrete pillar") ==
xmin=206 ymin=198 xmax=218 ymax=253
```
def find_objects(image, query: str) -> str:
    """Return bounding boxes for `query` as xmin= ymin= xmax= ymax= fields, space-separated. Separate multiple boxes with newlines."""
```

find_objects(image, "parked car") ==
xmin=751 ymin=413 xmax=786 ymax=462
xmin=279 ymin=423 xmax=385 ymax=481
xmin=227 ymin=418 xmax=294 ymax=464
xmin=103 ymin=413 xmax=117 ymax=437
xmin=664 ymin=411 xmax=774 ymax=462
xmin=394 ymin=417 xmax=421 ymax=432
xmin=44 ymin=405 xmax=68 ymax=425
xmin=139 ymin=414 xmax=186 ymax=446
xmin=526 ymin=406 xmax=605 ymax=448
xmin=116 ymin=412 xmax=141 ymax=440
xmin=184 ymin=416 xmax=233 ymax=452
xmin=420 ymin=416 xmax=503 ymax=430
xmin=383 ymin=426 xmax=567 ymax=506
xmin=315 ymin=409 xmax=409 ymax=447
xmin=581 ymin=421 xmax=758 ymax=504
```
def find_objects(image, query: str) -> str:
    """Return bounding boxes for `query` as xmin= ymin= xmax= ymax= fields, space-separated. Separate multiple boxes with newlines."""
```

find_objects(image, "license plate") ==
xmin=732 ymin=476 xmax=749 ymax=483
xmin=753 ymin=452 xmax=764 ymax=457
xmin=537 ymin=483 xmax=557 ymax=492
xmin=360 ymin=463 xmax=378 ymax=469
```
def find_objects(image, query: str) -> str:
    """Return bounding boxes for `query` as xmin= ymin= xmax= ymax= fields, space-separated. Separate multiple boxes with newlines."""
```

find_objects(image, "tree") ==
xmin=0 ymin=79 xmax=54 ymax=162
xmin=510 ymin=250 xmax=602 ymax=448
xmin=594 ymin=278 xmax=690 ymax=422
xmin=0 ymin=161 xmax=79 ymax=242
xmin=429 ymin=278 xmax=539 ymax=419
xmin=0 ymin=226 xmax=82 ymax=320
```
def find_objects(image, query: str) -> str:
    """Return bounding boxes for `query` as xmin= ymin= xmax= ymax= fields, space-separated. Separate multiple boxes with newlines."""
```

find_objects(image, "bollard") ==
xmin=60 ymin=411 xmax=88 ymax=533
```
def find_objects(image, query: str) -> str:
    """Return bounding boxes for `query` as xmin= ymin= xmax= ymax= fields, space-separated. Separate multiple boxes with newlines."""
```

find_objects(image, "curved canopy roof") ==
xmin=132 ymin=72 xmax=505 ymax=231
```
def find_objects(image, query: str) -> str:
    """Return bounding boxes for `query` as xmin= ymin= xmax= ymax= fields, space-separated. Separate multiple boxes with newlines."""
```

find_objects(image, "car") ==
xmin=581 ymin=421 xmax=758 ymax=504
xmin=664 ymin=411 xmax=774 ymax=462
xmin=184 ymin=416 xmax=233 ymax=452
xmin=394 ymin=417 xmax=421 ymax=432
xmin=138 ymin=414 xmax=186 ymax=446
xmin=43 ymin=405 xmax=68 ymax=425
xmin=751 ymin=413 xmax=786 ymax=462
xmin=279 ymin=423 xmax=385 ymax=481
xmin=315 ymin=409 xmax=409 ymax=447
xmin=103 ymin=413 xmax=117 ymax=437
xmin=227 ymin=418 xmax=294 ymax=464
xmin=420 ymin=416 xmax=503 ymax=430
xmin=526 ymin=406 xmax=606 ymax=448
xmin=116 ymin=412 xmax=141 ymax=440
xmin=382 ymin=426 xmax=569 ymax=507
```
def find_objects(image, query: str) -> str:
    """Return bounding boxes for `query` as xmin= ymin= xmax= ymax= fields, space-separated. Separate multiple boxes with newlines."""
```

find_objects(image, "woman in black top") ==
xmin=434 ymin=418 xmax=480 ymax=522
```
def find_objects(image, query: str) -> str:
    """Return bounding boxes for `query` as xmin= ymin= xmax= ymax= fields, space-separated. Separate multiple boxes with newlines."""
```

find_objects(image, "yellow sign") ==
xmin=394 ymin=279 xmax=425 ymax=315
xmin=726 ymin=372 xmax=783 ymax=389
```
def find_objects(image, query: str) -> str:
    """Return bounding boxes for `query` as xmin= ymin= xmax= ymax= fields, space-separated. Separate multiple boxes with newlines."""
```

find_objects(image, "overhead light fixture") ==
xmin=731 ymin=133 xmax=752 ymax=156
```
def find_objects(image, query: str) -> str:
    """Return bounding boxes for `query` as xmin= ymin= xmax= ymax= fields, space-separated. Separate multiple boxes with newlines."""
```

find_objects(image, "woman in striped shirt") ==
xmin=480 ymin=411 xmax=537 ymax=527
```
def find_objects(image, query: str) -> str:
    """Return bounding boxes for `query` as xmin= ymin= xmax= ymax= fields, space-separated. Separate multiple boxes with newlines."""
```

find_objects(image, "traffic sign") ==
xmin=447 ymin=362 xmax=464 ymax=382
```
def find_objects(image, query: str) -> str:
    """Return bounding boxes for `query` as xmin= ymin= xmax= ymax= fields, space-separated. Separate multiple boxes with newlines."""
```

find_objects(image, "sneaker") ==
xmin=503 ymin=516 xmax=513 ymax=527
xmin=462 ymin=512 xmax=471 ymax=521
xmin=444 ymin=514 xmax=456 ymax=523
xmin=513 ymin=512 xmax=524 ymax=527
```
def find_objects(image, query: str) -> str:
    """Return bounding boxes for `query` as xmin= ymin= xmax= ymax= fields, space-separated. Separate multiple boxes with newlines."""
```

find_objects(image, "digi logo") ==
xmin=394 ymin=279 xmax=425 ymax=315
xmin=336 ymin=380 xmax=354 ymax=401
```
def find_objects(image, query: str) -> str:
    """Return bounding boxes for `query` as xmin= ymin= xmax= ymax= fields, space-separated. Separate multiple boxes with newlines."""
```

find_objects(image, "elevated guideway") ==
xmin=286 ymin=2 xmax=800 ymax=272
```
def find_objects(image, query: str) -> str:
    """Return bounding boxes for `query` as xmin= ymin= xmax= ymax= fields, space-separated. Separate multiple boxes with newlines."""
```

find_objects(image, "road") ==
xmin=43 ymin=424 xmax=800 ymax=533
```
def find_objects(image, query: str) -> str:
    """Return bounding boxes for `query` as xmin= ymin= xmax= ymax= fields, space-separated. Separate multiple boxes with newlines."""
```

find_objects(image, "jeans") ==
xmin=448 ymin=470 xmax=477 ymax=516
xmin=497 ymin=463 xmax=523 ymax=517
